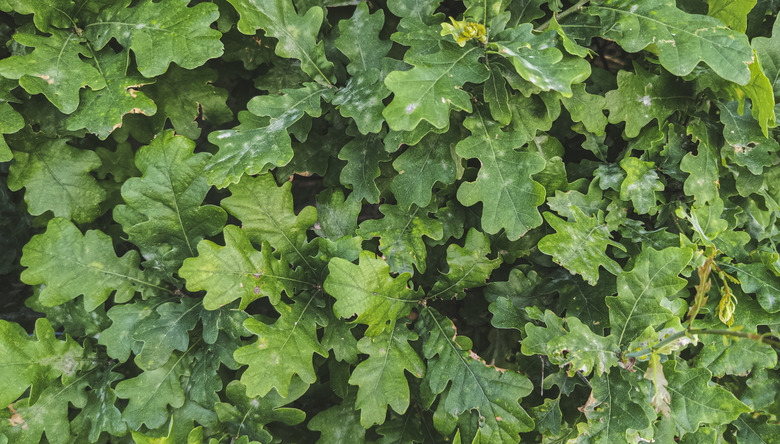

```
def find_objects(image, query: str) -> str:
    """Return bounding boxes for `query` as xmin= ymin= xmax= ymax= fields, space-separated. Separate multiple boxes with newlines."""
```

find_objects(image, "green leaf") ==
xmin=0 ymin=377 xmax=88 ymax=444
xmin=0 ymin=318 xmax=83 ymax=407
xmin=734 ymin=414 xmax=780 ymax=444
xmin=430 ymin=228 xmax=502 ymax=299
xmin=115 ymin=352 xmax=189 ymax=430
xmin=456 ymin=110 xmax=546 ymax=240
xmin=752 ymin=19 xmax=780 ymax=97
xmin=65 ymin=49 xmax=156 ymax=139
xmin=307 ymin=394 xmax=366 ymax=443
xmin=0 ymin=92 xmax=25 ymax=162
xmin=736 ymin=263 xmax=780 ymax=313
xmin=0 ymin=30 xmax=105 ymax=113
xmin=143 ymin=65 xmax=233 ymax=140
xmin=694 ymin=324 xmax=777 ymax=377
xmin=605 ymin=65 xmax=691 ymax=138
xmin=338 ymin=132 xmax=390 ymax=204
xmin=332 ymin=69 xmax=391 ymax=134
xmin=493 ymin=25 xmax=591 ymax=96
xmin=581 ymin=370 xmax=653 ymax=443
xmin=180 ymin=226 xmax=297 ymax=310
xmin=20 ymin=218 xmax=161 ymax=311
xmin=226 ymin=0 xmax=334 ymax=85
xmin=70 ymin=369 xmax=127 ymax=442
xmin=325 ymin=251 xmax=422 ymax=336
xmin=85 ymin=0 xmax=223 ymax=77
xmin=619 ymin=157 xmax=664 ymax=215
xmin=538 ymin=207 xmax=624 ymax=285
xmin=349 ymin=322 xmax=425 ymax=427
xmin=588 ymin=0 xmax=752 ymax=83
xmin=98 ymin=300 xmax=157 ymax=362
xmin=607 ymin=246 xmax=693 ymax=346
xmin=6 ymin=129 xmax=105 ymax=223
xmin=728 ymin=49 xmax=776 ymax=136
xmin=484 ymin=65 xmax=512 ymax=125
xmin=718 ymin=101 xmax=779 ymax=175
xmin=680 ymin=119 xmax=720 ymax=204
xmin=132 ymin=299 xmax=201 ymax=371
xmin=3 ymin=0 xmax=76 ymax=32
xmin=357 ymin=204 xmax=443 ymax=275
xmin=663 ymin=360 xmax=750 ymax=434
xmin=383 ymin=42 xmax=489 ymax=131
xmin=234 ymin=292 xmax=328 ymax=397
xmin=114 ymin=130 xmax=227 ymax=275
xmin=707 ymin=0 xmax=756 ymax=33
xmin=391 ymin=128 xmax=460 ymax=210
xmin=418 ymin=307 xmax=534 ymax=441
xmin=522 ymin=311 xmax=620 ymax=376
xmin=335 ymin=3 xmax=392 ymax=75
xmin=215 ymin=380 xmax=306 ymax=443
xmin=560 ymin=84 xmax=608 ymax=134
xmin=221 ymin=174 xmax=318 ymax=268
xmin=206 ymin=83 xmax=333 ymax=188
xmin=314 ymin=188 xmax=361 ymax=239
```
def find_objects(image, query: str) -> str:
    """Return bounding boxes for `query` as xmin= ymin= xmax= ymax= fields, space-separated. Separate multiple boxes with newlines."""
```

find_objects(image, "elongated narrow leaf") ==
xmin=325 ymin=251 xmax=422 ymax=336
xmin=349 ymin=322 xmax=425 ymax=427
xmin=114 ymin=130 xmax=227 ymax=275
xmin=588 ymin=0 xmax=752 ymax=83
xmin=234 ymin=293 xmax=328 ymax=398
xmin=20 ymin=218 xmax=161 ymax=311
xmin=226 ymin=0 xmax=334 ymax=84
xmin=85 ymin=0 xmax=223 ymax=77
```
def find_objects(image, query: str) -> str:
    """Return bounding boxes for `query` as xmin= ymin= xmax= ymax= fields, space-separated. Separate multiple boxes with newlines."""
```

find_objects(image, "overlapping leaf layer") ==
xmin=0 ymin=0 xmax=778 ymax=442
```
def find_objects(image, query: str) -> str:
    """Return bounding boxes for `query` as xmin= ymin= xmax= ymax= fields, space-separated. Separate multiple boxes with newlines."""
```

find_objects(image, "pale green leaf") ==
xmin=115 ymin=352 xmax=188 ymax=430
xmin=85 ymin=0 xmax=223 ymax=77
xmin=718 ymin=100 xmax=779 ymax=175
xmin=707 ymin=0 xmax=756 ymax=33
xmin=7 ymin=129 xmax=105 ymax=223
xmin=180 ymin=226 xmax=298 ymax=310
xmin=349 ymin=322 xmax=425 ymax=427
xmin=0 ymin=318 xmax=83 ymax=407
xmin=332 ymin=69 xmax=391 ymax=134
xmin=234 ymin=293 xmax=328 ymax=398
xmin=680 ymin=119 xmax=720 ymax=204
xmin=221 ymin=173 xmax=318 ymax=267
xmin=325 ymin=251 xmax=422 ymax=336
xmin=114 ymin=130 xmax=227 ymax=275
xmin=20 ymin=218 xmax=161 ymax=311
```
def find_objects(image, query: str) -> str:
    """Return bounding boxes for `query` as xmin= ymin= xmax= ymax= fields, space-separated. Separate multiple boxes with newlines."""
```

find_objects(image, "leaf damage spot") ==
xmin=40 ymin=74 xmax=54 ymax=85
xmin=405 ymin=103 xmax=418 ymax=114
xmin=7 ymin=404 xmax=26 ymax=429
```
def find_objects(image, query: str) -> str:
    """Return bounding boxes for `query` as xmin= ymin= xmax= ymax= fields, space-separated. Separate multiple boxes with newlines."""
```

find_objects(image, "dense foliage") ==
xmin=0 ymin=0 xmax=779 ymax=442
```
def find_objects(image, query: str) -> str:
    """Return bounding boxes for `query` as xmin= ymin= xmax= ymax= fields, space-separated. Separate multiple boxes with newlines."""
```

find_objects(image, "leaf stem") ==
xmin=536 ymin=0 xmax=590 ymax=32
